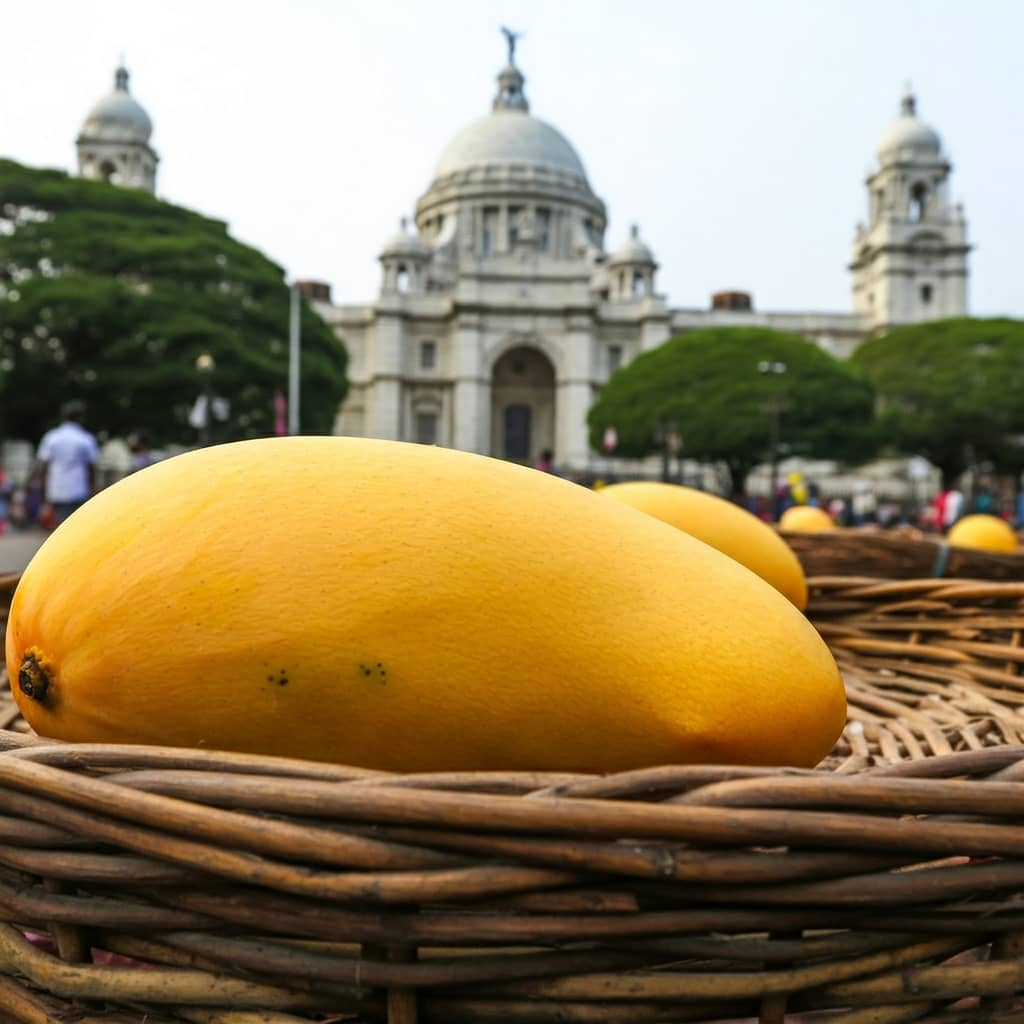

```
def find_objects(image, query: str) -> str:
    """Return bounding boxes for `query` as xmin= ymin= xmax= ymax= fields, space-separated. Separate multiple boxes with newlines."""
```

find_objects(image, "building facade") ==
xmin=74 ymin=53 xmax=970 ymax=476
xmin=313 ymin=53 xmax=970 ymax=473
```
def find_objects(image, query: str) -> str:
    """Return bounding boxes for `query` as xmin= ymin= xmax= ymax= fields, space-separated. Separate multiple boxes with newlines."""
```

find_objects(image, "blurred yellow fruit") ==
xmin=779 ymin=505 xmax=835 ymax=533
xmin=600 ymin=481 xmax=808 ymax=610
xmin=946 ymin=514 xmax=1018 ymax=553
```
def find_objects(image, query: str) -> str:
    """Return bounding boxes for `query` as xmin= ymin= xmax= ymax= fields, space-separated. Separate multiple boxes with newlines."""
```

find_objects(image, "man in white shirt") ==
xmin=37 ymin=401 xmax=99 ymax=525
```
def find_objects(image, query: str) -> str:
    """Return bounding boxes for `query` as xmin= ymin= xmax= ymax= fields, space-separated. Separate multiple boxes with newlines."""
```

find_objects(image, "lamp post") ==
xmin=653 ymin=421 xmax=680 ymax=483
xmin=757 ymin=360 xmax=787 ymax=516
xmin=288 ymin=283 xmax=301 ymax=435
xmin=195 ymin=352 xmax=215 ymax=446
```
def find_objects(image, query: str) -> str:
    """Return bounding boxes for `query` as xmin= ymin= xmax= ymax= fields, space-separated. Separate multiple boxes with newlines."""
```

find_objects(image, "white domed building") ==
xmin=76 ymin=65 xmax=158 ymax=191
xmin=71 ymin=48 xmax=970 ymax=476
xmin=322 ymin=47 xmax=677 ymax=468
xmin=317 ymin=53 xmax=972 ymax=473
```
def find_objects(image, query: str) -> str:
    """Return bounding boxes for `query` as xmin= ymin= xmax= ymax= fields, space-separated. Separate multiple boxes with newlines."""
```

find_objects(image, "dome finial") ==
xmin=901 ymin=81 xmax=916 ymax=116
xmin=115 ymin=61 xmax=129 ymax=92
xmin=493 ymin=41 xmax=529 ymax=113
xmin=400 ymin=215 xmax=408 ymax=233
xmin=493 ymin=27 xmax=528 ymax=112
xmin=500 ymin=26 xmax=522 ymax=66
xmin=630 ymin=224 xmax=639 ymax=240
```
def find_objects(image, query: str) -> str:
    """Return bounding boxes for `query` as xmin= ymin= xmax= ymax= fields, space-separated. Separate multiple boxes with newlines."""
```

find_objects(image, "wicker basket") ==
xmin=2 ymin=572 xmax=1024 ymax=1022
xmin=782 ymin=526 xmax=1024 ymax=581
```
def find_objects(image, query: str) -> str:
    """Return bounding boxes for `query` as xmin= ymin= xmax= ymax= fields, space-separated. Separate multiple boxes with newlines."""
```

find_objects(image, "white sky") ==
xmin=3 ymin=0 xmax=1022 ymax=317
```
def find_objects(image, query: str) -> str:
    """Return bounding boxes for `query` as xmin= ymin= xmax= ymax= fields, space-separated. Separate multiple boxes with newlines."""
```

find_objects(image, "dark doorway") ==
xmin=504 ymin=404 xmax=531 ymax=460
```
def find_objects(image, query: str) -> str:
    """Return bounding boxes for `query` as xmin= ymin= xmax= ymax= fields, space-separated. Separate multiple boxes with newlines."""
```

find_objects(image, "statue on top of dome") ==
xmin=500 ymin=26 xmax=522 ymax=66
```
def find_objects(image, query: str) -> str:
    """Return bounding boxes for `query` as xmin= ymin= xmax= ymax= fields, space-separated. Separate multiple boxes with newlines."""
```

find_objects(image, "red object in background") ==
xmin=274 ymin=391 xmax=288 ymax=436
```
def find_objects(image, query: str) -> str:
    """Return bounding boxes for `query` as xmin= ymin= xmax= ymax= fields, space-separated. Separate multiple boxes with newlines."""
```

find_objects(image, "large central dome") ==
xmin=429 ymin=58 xmax=591 ymax=188
xmin=414 ymin=40 xmax=607 ymax=256
xmin=435 ymin=109 xmax=589 ymax=182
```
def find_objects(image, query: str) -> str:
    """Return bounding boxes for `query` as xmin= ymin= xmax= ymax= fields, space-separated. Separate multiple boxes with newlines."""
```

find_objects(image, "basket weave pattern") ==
xmin=2 ymin=573 xmax=1024 ymax=1021
xmin=0 ymin=734 xmax=1023 ymax=1022
xmin=782 ymin=527 xmax=1024 ymax=581
xmin=810 ymin=578 xmax=1024 ymax=769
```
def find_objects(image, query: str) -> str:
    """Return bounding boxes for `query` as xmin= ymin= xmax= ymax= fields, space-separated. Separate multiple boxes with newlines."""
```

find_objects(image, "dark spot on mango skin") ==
xmin=19 ymin=653 xmax=51 ymax=704
xmin=358 ymin=662 xmax=387 ymax=684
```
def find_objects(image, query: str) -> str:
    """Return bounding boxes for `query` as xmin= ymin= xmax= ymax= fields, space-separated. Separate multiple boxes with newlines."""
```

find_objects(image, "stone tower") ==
xmin=76 ymin=65 xmax=158 ymax=192
xmin=850 ymin=88 xmax=970 ymax=332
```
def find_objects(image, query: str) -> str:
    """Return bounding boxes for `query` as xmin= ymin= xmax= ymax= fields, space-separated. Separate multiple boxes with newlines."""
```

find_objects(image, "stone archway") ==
xmin=490 ymin=346 xmax=556 ymax=465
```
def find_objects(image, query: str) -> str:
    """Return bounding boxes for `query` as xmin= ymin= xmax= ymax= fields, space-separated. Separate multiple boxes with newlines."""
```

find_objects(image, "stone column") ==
xmin=556 ymin=314 xmax=595 ymax=472
xmin=452 ymin=314 xmax=489 ymax=453
xmin=368 ymin=311 xmax=404 ymax=440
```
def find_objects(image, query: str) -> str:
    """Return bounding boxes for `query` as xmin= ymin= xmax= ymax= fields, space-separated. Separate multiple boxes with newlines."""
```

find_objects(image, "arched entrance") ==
xmin=490 ymin=346 xmax=556 ymax=465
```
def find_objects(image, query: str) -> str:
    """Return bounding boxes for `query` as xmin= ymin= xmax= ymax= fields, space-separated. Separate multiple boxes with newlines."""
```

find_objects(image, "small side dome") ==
xmin=877 ymin=88 xmax=941 ymax=162
xmin=380 ymin=217 xmax=428 ymax=259
xmin=79 ymin=65 xmax=153 ymax=144
xmin=609 ymin=224 xmax=655 ymax=266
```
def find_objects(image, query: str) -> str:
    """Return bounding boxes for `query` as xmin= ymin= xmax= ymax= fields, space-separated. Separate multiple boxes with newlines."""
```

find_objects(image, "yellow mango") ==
xmin=6 ymin=437 xmax=845 ymax=771
xmin=779 ymin=505 xmax=836 ymax=533
xmin=600 ymin=481 xmax=807 ymax=610
xmin=947 ymin=514 xmax=1018 ymax=552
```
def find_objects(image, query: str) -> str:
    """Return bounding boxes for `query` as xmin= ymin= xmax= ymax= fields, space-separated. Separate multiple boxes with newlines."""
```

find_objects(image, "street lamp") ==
xmin=195 ymin=352 xmax=215 ymax=446
xmin=757 ymin=360 xmax=787 ymax=515
xmin=653 ymin=421 xmax=679 ymax=483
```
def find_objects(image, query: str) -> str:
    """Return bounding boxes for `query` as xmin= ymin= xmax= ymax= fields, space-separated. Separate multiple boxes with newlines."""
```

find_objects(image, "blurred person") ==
xmin=534 ymin=448 xmax=554 ymax=473
xmin=0 ymin=465 xmax=10 ymax=535
xmin=942 ymin=485 xmax=964 ymax=530
xmin=851 ymin=481 xmax=877 ymax=525
xmin=787 ymin=471 xmax=809 ymax=506
xmin=97 ymin=433 xmax=133 ymax=488
xmin=36 ymin=400 xmax=99 ymax=526
xmin=827 ymin=496 xmax=847 ymax=526
xmin=129 ymin=431 xmax=156 ymax=472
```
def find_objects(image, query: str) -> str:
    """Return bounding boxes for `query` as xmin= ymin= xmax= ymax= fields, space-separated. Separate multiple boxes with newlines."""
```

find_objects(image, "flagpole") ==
xmin=288 ymin=282 xmax=301 ymax=435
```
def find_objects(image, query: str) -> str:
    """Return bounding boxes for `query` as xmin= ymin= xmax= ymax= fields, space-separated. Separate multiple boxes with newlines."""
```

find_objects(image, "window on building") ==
xmin=537 ymin=207 xmax=551 ymax=251
xmin=416 ymin=412 xmax=438 ymax=445
xmin=874 ymin=189 xmax=885 ymax=218
xmin=482 ymin=207 xmax=498 ymax=255
xmin=396 ymin=265 xmax=409 ymax=292
xmin=920 ymin=284 xmax=933 ymax=305
xmin=508 ymin=205 xmax=524 ymax=245
xmin=909 ymin=183 xmax=928 ymax=223
xmin=504 ymin=405 xmax=531 ymax=460
xmin=608 ymin=345 xmax=623 ymax=373
xmin=633 ymin=272 xmax=645 ymax=297
xmin=420 ymin=340 xmax=436 ymax=369
xmin=618 ymin=271 xmax=625 ymax=294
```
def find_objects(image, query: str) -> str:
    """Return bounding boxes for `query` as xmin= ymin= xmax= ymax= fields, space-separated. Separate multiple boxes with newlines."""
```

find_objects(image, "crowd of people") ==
xmin=2 ymin=423 xmax=1019 ymax=537
xmin=750 ymin=472 xmax=1015 ymax=532
xmin=0 ymin=402 xmax=155 ymax=535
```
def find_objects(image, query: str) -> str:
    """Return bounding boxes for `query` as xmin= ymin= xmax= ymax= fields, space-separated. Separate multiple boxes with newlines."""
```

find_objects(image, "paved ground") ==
xmin=0 ymin=530 xmax=47 ymax=574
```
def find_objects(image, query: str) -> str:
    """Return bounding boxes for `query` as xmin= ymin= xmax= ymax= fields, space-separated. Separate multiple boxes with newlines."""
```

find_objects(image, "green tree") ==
xmin=0 ymin=158 xmax=347 ymax=445
xmin=587 ymin=326 xmax=877 ymax=495
xmin=851 ymin=318 xmax=1024 ymax=484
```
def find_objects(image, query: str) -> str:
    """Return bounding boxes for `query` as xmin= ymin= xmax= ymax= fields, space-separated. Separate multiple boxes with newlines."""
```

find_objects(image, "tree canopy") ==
xmin=851 ymin=318 xmax=1024 ymax=484
xmin=587 ymin=326 xmax=877 ymax=493
xmin=0 ymin=158 xmax=347 ymax=445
